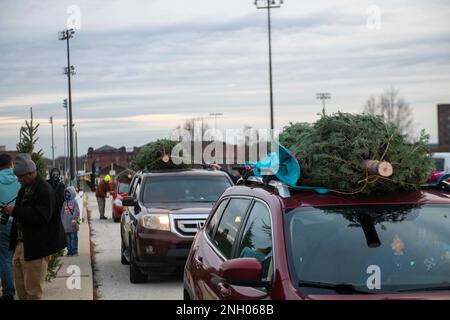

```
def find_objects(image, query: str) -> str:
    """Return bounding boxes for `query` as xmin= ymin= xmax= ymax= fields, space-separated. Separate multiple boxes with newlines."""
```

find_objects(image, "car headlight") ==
xmin=142 ymin=214 xmax=170 ymax=231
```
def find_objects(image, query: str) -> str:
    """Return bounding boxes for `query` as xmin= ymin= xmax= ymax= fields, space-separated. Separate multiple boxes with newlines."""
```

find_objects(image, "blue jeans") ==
xmin=66 ymin=232 xmax=78 ymax=256
xmin=0 ymin=218 xmax=15 ymax=297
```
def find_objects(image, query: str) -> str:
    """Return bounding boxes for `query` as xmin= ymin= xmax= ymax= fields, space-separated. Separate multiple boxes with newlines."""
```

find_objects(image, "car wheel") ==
xmin=183 ymin=289 xmax=191 ymax=301
xmin=129 ymin=239 xmax=147 ymax=283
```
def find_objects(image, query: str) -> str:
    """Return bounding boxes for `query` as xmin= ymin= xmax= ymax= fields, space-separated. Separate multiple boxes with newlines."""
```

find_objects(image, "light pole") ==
xmin=59 ymin=28 xmax=76 ymax=184
xmin=75 ymin=129 xmax=79 ymax=189
xmin=63 ymin=124 xmax=67 ymax=178
xmin=209 ymin=113 xmax=223 ymax=130
xmin=49 ymin=116 xmax=55 ymax=168
xmin=254 ymin=0 xmax=283 ymax=133
xmin=63 ymin=99 xmax=69 ymax=176
xmin=316 ymin=92 xmax=332 ymax=116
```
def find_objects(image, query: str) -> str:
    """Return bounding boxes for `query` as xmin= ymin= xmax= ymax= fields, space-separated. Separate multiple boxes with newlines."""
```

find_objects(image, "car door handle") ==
xmin=194 ymin=256 xmax=203 ymax=269
xmin=218 ymin=283 xmax=231 ymax=298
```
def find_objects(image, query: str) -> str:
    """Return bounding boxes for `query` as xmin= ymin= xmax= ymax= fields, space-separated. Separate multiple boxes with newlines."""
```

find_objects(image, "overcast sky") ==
xmin=1 ymin=0 xmax=449 ymax=158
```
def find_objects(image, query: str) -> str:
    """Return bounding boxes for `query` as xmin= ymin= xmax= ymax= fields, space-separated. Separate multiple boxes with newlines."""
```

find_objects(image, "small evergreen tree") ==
xmin=16 ymin=113 xmax=46 ymax=177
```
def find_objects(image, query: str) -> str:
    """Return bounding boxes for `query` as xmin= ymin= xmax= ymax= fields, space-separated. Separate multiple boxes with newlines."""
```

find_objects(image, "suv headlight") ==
xmin=142 ymin=214 xmax=170 ymax=231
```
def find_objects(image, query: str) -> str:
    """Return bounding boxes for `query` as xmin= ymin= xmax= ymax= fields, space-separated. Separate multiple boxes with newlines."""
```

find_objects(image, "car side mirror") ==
xmin=122 ymin=196 xmax=138 ymax=207
xmin=218 ymin=258 xmax=270 ymax=288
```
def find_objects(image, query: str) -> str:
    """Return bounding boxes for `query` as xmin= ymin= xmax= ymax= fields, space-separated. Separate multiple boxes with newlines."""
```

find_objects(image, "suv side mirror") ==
xmin=218 ymin=258 xmax=270 ymax=288
xmin=122 ymin=196 xmax=138 ymax=207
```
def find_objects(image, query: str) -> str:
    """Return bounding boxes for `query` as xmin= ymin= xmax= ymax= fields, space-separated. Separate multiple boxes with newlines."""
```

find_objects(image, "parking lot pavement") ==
xmin=87 ymin=192 xmax=183 ymax=300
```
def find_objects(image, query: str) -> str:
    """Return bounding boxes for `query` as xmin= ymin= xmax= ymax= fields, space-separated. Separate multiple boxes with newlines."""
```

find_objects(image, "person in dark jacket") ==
xmin=95 ymin=175 xmax=111 ymax=219
xmin=46 ymin=168 xmax=65 ymax=212
xmin=4 ymin=154 xmax=66 ymax=300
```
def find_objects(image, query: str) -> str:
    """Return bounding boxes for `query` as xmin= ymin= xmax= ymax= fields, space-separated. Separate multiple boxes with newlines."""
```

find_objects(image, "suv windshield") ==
xmin=284 ymin=204 xmax=450 ymax=294
xmin=142 ymin=175 xmax=231 ymax=203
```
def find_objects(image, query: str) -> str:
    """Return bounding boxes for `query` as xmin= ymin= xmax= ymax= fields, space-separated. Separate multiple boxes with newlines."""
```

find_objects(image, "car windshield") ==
xmin=142 ymin=175 xmax=231 ymax=203
xmin=118 ymin=183 xmax=129 ymax=194
xmin=284 ymin=204 xmax=450 ymax=294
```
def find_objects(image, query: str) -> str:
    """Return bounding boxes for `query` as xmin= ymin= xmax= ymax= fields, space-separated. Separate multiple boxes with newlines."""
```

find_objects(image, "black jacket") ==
xmin=10 ymin=176 xmax=67 ymax=261
xmin=46 ymin=179 xmax=65 ymax=212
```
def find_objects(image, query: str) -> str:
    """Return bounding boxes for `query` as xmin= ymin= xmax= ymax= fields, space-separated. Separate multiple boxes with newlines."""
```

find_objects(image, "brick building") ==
xmin=84 ymin=145 xmax=141 ymax=175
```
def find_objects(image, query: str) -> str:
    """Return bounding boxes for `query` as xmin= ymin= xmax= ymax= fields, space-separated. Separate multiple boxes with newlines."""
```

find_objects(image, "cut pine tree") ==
xmin=279 ymin=113 xmax=435 ymax=195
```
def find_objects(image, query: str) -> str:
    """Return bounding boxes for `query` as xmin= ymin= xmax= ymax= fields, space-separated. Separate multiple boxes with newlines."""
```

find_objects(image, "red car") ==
xmin=111 ymin=182 xmax=130 ymax=222
xmin=183 ymin=181 xmax=450 ymax=300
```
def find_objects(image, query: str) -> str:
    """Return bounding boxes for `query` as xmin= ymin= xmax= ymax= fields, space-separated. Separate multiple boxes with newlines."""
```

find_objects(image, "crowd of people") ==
xmin=0 ymin=153 xmax=82 ymax=300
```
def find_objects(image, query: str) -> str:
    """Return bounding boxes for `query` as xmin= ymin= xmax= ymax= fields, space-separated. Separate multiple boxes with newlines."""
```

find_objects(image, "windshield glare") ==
xmin=284 ymin=205 xmax=450 ymax=294
xmin=142 ymin=176 xmax=231 ymax=203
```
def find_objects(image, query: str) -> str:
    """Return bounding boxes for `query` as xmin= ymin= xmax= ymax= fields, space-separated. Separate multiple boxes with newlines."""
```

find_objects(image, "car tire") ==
xmin=183 ymin=289 xmax=191 ymax=301
xmin=129 ymin=239 xmax=147 ymax=283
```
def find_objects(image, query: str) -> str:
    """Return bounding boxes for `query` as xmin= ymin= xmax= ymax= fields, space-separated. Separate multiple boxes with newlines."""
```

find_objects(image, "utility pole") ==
xmin=316 ymin=92 xmax=332 ymax=116
xmin=49 ymin=116 xmax=55 ymax=167
xmin=59 ymin=29 xmax=76 ymax=185
xmin=254 ymin=0 xmax=283 ymax=133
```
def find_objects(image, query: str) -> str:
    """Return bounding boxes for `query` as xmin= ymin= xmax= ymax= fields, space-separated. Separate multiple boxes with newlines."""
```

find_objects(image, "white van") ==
xmin=432 ymin=153 xmax=450 ymax=173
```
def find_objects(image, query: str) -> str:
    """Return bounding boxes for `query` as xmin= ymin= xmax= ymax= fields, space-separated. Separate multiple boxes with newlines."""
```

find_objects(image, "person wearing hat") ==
xmin=46 ymin=167 xmax=65 ymax=212
xmin=95 ymin=174 xmax=111 ymax=220
xmin=3 ymin=153 xmax=66 ymax=300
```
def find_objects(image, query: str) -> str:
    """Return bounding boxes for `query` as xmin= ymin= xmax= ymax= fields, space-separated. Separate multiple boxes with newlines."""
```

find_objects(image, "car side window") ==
xmin=212 ymin=198 xmax=251 ymax=259
xmin=128 ymin=176 xmax=138 ymax=196
xmin=237 ymin=201 xmax=273 ymax=280
xmin=206 ymin=199 xmax=229 ymax=240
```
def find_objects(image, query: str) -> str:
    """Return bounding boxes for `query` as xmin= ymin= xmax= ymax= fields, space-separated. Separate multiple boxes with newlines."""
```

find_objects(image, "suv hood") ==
xmin=143 ymin=202 xmax=213 ymax=215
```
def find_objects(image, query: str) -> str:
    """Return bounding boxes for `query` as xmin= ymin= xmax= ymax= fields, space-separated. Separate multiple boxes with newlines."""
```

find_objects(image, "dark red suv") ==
xmin=183 ymin=182 xmax=450 ymax=300
xmin=121 ymin=169 xmax=232 ymax=283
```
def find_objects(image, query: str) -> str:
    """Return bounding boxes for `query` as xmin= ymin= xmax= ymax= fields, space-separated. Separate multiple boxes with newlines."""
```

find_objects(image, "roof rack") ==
xmin=237 ymin=176 xmax=292 ymax=198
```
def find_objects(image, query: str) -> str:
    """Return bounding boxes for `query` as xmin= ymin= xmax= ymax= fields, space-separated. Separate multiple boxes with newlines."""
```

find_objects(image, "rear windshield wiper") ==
xmin=298 ymin=280 xmax=375 ymax=294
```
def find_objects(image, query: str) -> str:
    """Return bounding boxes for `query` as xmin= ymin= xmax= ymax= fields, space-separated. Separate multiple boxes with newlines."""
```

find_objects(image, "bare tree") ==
xmin=364 ymin=87 xmax=414 ymax=137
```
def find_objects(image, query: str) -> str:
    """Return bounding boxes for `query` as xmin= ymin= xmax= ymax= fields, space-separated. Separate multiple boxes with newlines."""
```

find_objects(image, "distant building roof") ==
xmin=94 ymin=145 xmax=118 ymax=153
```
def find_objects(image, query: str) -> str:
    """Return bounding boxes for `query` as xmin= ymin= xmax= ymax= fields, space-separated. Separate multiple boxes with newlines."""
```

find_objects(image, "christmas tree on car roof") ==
xmin=131 ymin=139 xmax=192 ymax=171
xmin=276 ymin=112 xmax=435 ymax=195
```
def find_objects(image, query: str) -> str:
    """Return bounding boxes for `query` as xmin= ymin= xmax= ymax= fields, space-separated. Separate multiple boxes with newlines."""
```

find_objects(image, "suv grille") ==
xmin=174 ymin=219 xmax=205 ymax=237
